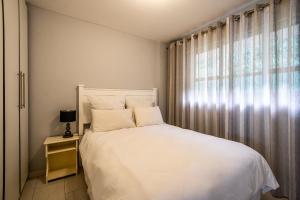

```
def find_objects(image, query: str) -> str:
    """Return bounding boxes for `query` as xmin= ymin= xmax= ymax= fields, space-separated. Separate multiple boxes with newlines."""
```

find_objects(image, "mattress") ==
xmin=80 ymin=124 xmax=279 ymax=200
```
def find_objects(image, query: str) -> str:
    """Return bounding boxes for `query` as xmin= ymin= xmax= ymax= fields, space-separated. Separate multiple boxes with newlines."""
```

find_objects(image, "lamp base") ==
xmin=63 ymin=122 xmax=73 ymax=138
xmin=63 ymin=133 xmax=73 ymax=138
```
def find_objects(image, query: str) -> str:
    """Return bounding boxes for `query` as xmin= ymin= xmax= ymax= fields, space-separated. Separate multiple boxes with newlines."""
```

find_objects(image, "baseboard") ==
xmin=29 ymin=170 xmax=44 ymax=178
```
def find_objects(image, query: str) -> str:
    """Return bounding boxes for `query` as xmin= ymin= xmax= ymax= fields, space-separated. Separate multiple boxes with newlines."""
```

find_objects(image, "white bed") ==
xmin=77 ymin=85 xmax=279 ymax=200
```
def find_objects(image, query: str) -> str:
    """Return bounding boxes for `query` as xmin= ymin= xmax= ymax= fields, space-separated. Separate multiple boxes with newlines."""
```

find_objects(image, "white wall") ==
xmin=28 ymin=5 xmax=167 ymax=173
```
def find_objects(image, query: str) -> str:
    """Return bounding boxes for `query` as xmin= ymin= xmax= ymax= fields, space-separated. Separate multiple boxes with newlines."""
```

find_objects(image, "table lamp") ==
xmin=60 ymin=110 xmax=76 ymax=138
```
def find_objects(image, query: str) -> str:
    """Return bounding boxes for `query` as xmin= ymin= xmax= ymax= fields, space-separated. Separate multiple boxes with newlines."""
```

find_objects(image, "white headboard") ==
xmin=77 ymin=84 xmax=158 ymax=135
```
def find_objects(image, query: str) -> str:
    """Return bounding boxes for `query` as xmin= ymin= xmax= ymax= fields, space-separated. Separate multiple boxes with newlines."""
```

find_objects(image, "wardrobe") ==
xmin=1 ymin=0 xmax=28 ymax=199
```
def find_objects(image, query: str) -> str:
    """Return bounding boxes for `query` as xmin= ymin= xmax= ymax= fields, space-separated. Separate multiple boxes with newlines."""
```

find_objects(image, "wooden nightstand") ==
xmin=44 ymin=134 xmax=80 ymax=183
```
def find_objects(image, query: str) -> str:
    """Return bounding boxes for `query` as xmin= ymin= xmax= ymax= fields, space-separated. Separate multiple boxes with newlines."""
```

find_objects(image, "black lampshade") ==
xmin=60 ymin=110 xmax=76 ymax=122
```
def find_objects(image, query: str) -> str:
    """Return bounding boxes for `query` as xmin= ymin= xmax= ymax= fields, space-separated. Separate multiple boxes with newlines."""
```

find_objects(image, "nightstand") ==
xmin=44 ymin=134 xmax=80 ymax=183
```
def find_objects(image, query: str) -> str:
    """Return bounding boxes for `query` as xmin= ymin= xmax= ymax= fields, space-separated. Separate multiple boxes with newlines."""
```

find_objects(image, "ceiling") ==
xmin=27 ymin=0 xmax=249 ymax=42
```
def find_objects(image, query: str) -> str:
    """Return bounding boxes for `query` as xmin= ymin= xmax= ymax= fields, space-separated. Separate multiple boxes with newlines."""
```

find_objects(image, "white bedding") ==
xmin=80 ymin=124 xmax=279 ymax=200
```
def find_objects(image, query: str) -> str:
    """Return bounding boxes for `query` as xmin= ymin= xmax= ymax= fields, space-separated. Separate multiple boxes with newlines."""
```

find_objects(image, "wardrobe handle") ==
xmin=22 ymin=72 xmax=25 ymax=108
xmin=18 ymin=72 xmax=23 ymax=109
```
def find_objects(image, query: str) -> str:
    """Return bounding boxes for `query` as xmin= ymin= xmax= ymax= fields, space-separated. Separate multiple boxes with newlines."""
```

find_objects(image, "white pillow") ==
xmin=91 ymin=109 xmax=135 ymax=132
xmin=126 ymin=96 xmax=155 ymax=108
xmin=88 ymin=95 xmax=125 ymax=110
xmin=134 ymin=106 xmax=164 ymax=127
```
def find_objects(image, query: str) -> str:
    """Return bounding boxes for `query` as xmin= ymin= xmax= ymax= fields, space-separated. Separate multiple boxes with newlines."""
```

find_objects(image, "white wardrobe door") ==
xmin=0 ymin=0 xmax=3 ymax=199
xmin=19 ymin=0 xmax=28 ymax=191
xmin=4 ymin=0 xmax=20 ymax=199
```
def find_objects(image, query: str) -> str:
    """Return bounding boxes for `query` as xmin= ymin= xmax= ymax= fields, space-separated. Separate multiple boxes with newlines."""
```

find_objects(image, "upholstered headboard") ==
xmin=77 ymin=84 xmax=158 ymax=135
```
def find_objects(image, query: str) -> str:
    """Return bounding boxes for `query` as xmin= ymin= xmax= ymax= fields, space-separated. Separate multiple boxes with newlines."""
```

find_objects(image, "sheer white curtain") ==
xmin=167 ymin=0 xmax=300 ymax=199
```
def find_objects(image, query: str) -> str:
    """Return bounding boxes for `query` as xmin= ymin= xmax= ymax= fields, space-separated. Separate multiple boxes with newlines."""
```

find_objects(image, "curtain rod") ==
xmin=171 ymin=21 xmax=226 ymax=43
xmin=168 ymin=0 xmax=282 ymax=47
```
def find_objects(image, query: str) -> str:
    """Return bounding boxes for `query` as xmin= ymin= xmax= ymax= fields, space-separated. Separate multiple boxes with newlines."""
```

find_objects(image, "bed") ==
xmin=77 ymin=84 xmax=279 ymax=200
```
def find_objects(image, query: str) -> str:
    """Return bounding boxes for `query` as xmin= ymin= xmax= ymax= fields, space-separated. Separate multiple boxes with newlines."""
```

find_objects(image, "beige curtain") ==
xmin=167 ymin=0 xmax=300 ymax=199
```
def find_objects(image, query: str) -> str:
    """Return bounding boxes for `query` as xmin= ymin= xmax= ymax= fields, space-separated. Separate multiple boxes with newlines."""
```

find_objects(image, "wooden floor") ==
xmin=20 ymin=169 xmax=89 ymax=200
xmin=20 ymin=168 xmax=287 ymax=200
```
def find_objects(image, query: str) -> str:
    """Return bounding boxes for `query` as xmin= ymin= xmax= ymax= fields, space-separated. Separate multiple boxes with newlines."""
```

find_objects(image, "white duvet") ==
xmin=80 ymin=124 xmax=279 ymax=200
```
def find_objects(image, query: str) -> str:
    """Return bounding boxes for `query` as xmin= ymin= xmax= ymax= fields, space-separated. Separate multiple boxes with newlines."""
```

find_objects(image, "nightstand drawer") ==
xmin=47 ymin=141 xmax=76 ymax=155
xmin=48 ymin=151 xmax=76 ymax=170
